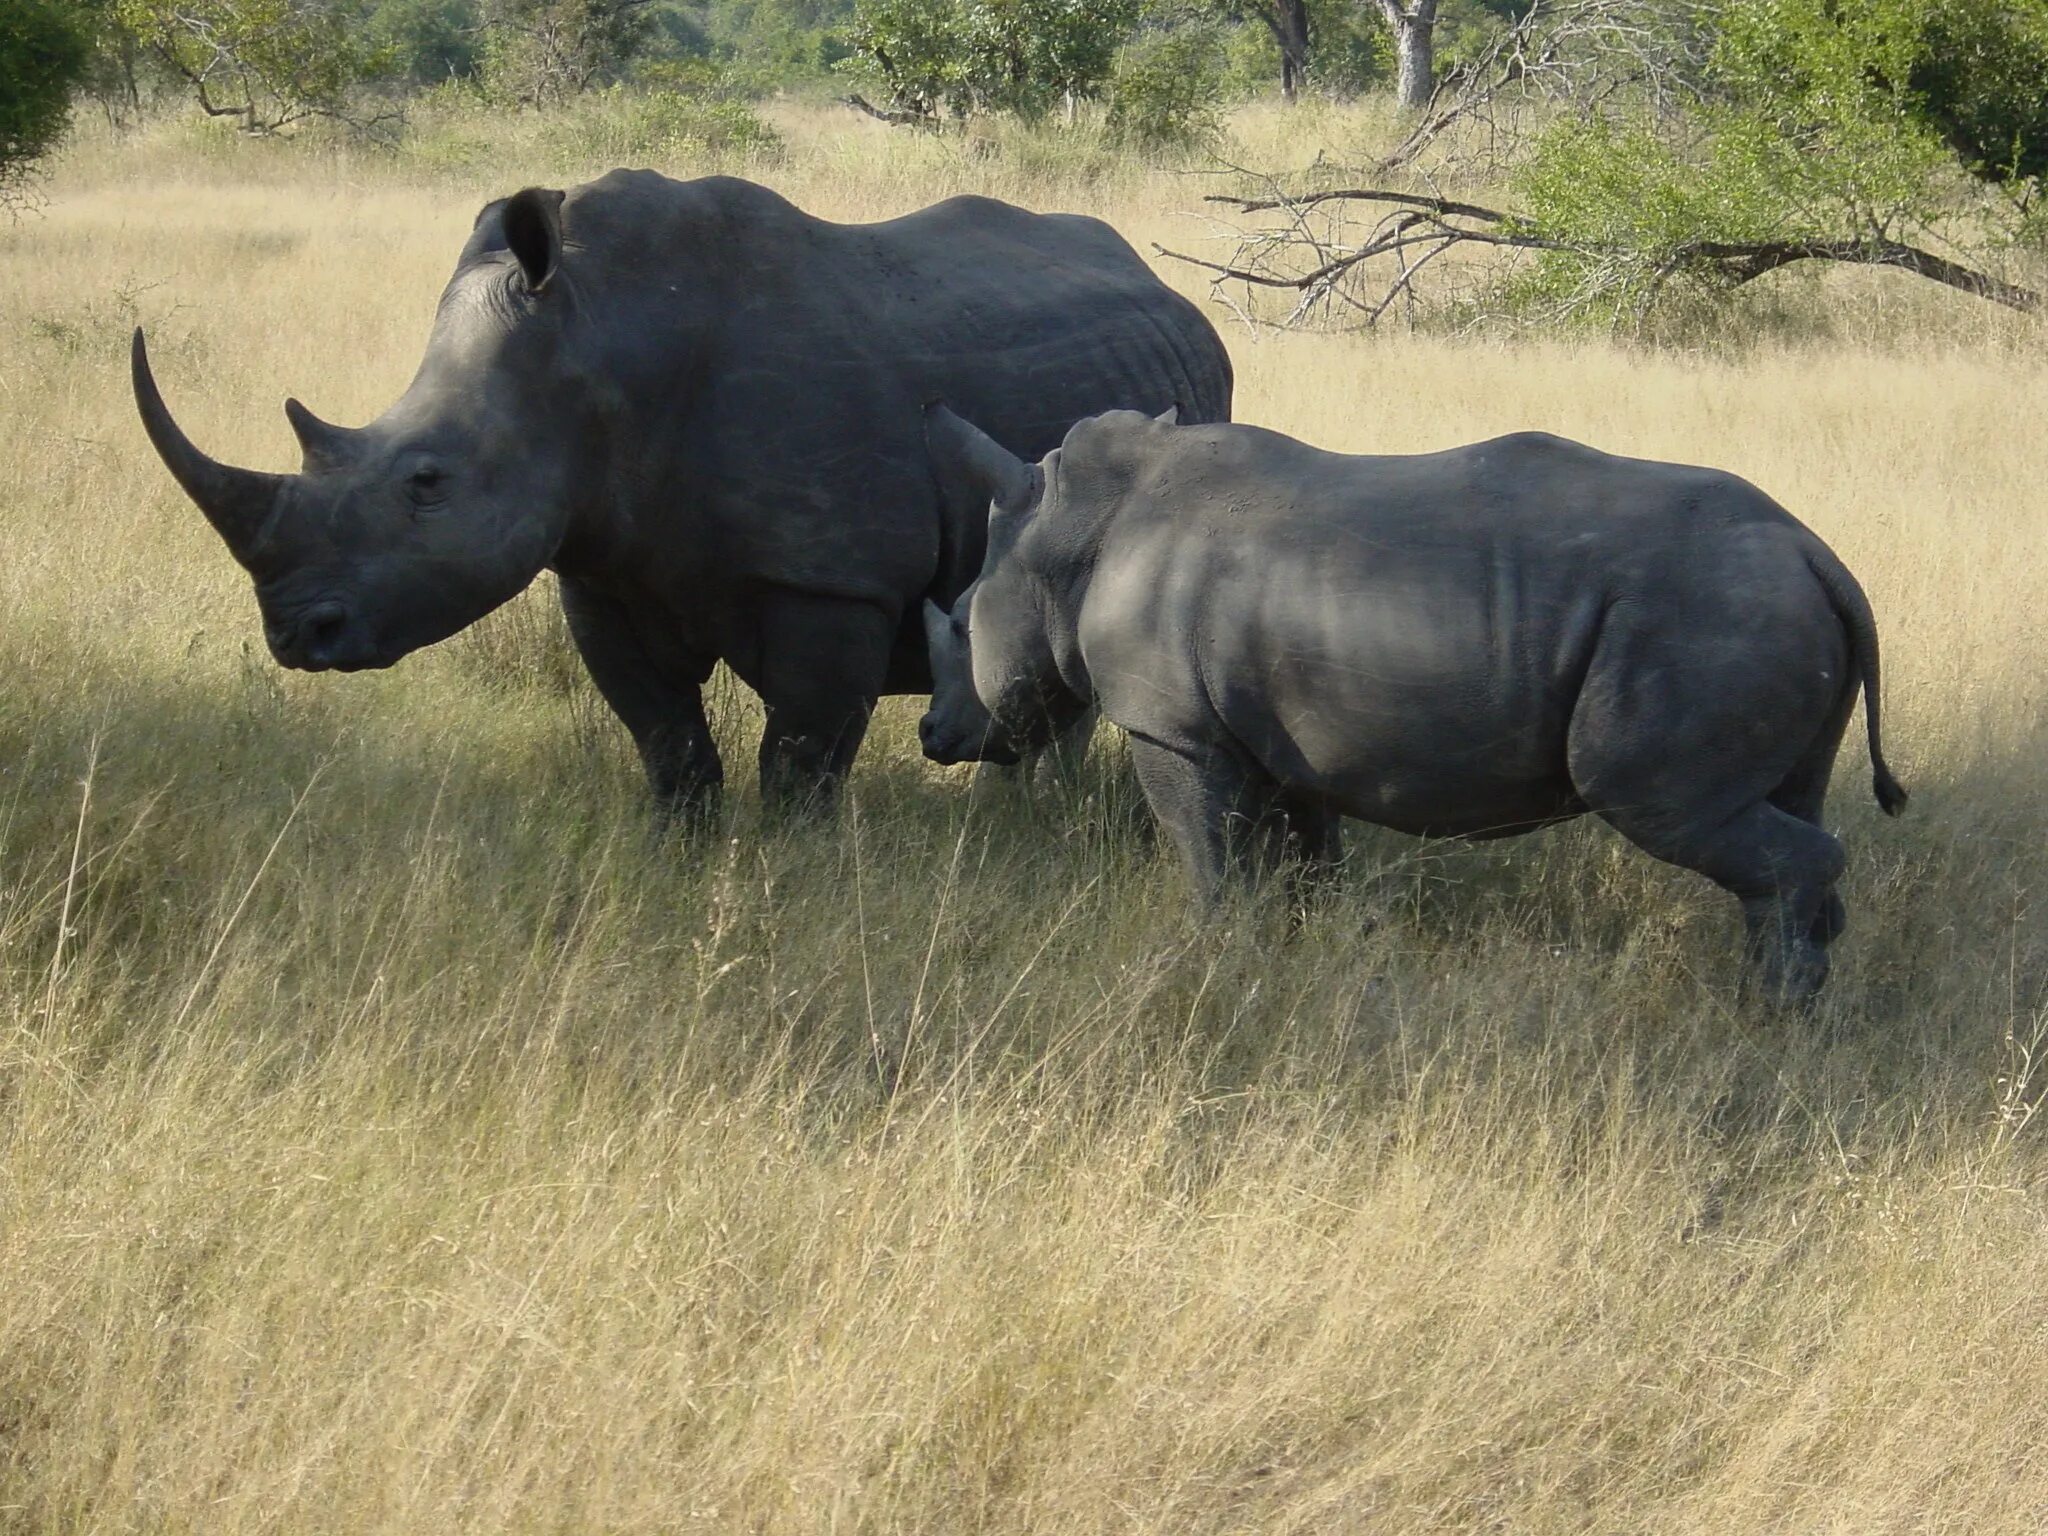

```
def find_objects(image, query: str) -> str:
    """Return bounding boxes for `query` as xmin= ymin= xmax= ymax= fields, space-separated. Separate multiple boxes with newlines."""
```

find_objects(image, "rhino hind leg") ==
xmin=1263 ymin=791 xmax=1343 ymax=914
xmin=1766 ymin=681 xmax=1860 ymax=949
xmin=1599 ymin=797 xmax=1848 ymax=1006
xmin=753 ymin=590 xmax=899 ymax=811
xmin=1566 ymin=596 xmax=1856 ymax=1003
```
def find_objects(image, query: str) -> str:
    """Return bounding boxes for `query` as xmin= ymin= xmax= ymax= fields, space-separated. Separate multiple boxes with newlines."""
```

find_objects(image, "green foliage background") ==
xmin=1505 ymin=0 xmax=2048 ymax=329
xmin=0 ymin=0 xmax=91 ymax=195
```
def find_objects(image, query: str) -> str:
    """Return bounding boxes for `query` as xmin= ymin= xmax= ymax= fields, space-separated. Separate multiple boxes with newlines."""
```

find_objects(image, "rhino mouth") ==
xmin=263 ymin=598 xmax=395 ymax=673
xmin=919 ymin=716 xmax=1021 ymax=767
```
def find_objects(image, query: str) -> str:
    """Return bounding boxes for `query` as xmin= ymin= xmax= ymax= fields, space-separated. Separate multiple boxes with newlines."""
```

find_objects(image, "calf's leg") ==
xmin=1766 ymin=681 xmax=1859 ymax=948
xmin=1565 ymin=595 xmax=1853 ymax=1003
xmin=1591 ymin=797 xmax=1847 ymax=1005
xmin=1128 ymin=735 xmax=1298 ymax=912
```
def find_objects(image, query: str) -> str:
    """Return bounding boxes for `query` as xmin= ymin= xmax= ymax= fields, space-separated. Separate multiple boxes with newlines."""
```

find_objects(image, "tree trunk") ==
xmin=1261 ymin=0 xmax=1311 ymax=103
xmin=1375 ymin=0 xmax=1438 ymax=110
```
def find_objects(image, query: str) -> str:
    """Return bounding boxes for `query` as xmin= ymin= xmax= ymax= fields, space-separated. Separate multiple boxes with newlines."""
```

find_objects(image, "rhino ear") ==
xmin=925 ymin=402 xmax=1034 ymax=514
xmin=922 ymin=597 xmax=959 ymax=661
xmin=1155 ymin=402 xmax=1181 ymax=426
xmin=503 ymin=187 xmax=565 ymax=294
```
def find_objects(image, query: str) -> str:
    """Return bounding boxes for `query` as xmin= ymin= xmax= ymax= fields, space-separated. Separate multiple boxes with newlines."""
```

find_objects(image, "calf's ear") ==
xmin=503 ymin=187 xmax=566 ymax=294
xmin=1155 ymin=402 xmax=1181 ymax=425
xmin=924 ymin=403 xmax=1034 ymax=514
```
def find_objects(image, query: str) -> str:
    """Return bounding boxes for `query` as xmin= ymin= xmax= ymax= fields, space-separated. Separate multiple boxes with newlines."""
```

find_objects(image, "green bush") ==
xmin=0 ymin=0 xmax=92 ymax=200
xmin=536 ymin=80 xmax=781 ymax=164
xmin=1108 ymin=22 xmax=1226 ymax=152
xmin=1300 ymin=0 xmax=1388 ymax=97
xmin=628 ymin=84 xmax=780 ymax=153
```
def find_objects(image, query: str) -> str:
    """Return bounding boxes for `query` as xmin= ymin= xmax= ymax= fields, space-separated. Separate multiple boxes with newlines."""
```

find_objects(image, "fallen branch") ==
xmin=1207 ymin=188 xmax=1510 ymax=224
xmin=1682 ymin=239 xmax=2040 ymax=311
xmin=1159 ymin=185 xmax=2041 ymax=328
xmin=841 ymin=92 xmax=929 ymax=129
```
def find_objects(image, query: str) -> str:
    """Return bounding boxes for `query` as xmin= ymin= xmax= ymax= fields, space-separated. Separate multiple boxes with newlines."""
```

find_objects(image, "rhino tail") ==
xmin=1807 ymin=548 xmax=1908 ymax=817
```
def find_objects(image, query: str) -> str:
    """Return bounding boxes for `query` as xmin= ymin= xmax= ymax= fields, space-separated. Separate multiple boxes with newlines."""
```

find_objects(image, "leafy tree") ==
xmin=1222 ymin=0 xmax=1387 ymax=98
xmin=1503 ymin=0 xmax=2047 ymax=324
xmin=1108 ymin=17 xmax=1226 ymax=149
xmin=679 ymin=0 xmax=850 ymax=80
xmin=1906 ymin=1 xmax=2048 ymax=185
xmin=1431 ymin=0 xmax=1531 ymax=71
xmin=0 ymin=0 xmax=91 ymax=203
xmin=481 ymin=0 xmax=652 ymax=103
xmin=842 ymin=0 xmax=958 ymax=116
xmin=1168 ymin=0 xmax=2043 ymax=336
xmin=366 ymin=0 xmax=483 ymax=84
xmin=1218 ymin=0 xmax=1308 ymax=100
xmin=113 ymin=0 xmax=389 ymax=131
xmin=845 ymin=0 xmax=1140 ymax=122
xmin=1714 ymin=0 xmax=2048 ymax=190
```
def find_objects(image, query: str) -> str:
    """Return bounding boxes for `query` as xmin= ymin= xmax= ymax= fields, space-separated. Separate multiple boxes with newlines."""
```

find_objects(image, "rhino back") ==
xmin=538 ymin=172 xmax=1229 ymax=612
xmin=1072 ymin=424 xmax=1837 ymax=835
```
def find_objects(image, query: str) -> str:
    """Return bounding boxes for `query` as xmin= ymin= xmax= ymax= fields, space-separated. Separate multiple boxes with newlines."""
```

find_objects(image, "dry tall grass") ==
xmin=1 ymin=101 xmax=2045 ymax=1532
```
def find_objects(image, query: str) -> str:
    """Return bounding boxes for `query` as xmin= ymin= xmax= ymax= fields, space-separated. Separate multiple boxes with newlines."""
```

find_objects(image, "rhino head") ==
xmin=132 ymin=188 xmax=592 ymax=672
xmin=916 ymin=403 xmax=1077 ymax=768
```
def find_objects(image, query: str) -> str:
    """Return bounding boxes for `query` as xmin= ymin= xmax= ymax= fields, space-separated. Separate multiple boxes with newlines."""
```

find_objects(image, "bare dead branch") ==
xmin=840 ymin=92 xmax=929 ymax=128
xmin=1158 ymin=181 xmax=2041 ymax=330
xmin=1207 ymin=188 xmax=1512 ymax=224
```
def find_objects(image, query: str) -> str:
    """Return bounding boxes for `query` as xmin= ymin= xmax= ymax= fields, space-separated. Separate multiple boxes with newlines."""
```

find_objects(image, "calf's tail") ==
xmin=1807 ymin=549 xmax=1908 ymax=817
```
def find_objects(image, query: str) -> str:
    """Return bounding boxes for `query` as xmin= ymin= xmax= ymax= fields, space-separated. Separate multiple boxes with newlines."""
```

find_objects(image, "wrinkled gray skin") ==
xmin=921 ymin=408 xmax=1908 ymax=1003
xmin=131 ymin=171 xmax=1231 ymax=812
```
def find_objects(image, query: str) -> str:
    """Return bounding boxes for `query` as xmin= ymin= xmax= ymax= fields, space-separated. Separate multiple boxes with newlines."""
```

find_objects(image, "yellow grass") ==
xmin=0 ymin=100 xmax=2045 ymax=1532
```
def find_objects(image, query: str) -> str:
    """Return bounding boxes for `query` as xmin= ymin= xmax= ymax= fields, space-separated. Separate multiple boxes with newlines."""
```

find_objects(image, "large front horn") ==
xmin=131 ymin=329 xmax=287 ymax=561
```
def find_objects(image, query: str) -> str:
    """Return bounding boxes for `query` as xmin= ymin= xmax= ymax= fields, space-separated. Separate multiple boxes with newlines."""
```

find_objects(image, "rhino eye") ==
xmin=406 ymin=465 xmax=448 ymax=506
xmin=951 ymin=613 xmax=967 ymax=640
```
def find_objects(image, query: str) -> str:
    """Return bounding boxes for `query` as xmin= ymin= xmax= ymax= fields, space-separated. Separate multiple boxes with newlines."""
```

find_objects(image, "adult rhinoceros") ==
xmin=132 ymin=170 xmax=1232 ymax=811
xmin=918 ymin=407 xmax=1907 ymax=1003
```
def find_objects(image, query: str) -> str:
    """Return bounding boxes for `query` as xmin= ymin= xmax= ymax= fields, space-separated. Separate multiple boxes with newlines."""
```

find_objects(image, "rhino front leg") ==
xmin=753 ymin=590 xmax=898 ymax=812
xmin=1127 ymin=734 xmax=1284 ymax=912
xmin=559 ymin=577 xmax=723 ymax=821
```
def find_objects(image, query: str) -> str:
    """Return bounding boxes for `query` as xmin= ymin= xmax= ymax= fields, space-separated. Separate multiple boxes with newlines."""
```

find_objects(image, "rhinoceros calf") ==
xmin=133 ymin=171 xmax=1231 ymax=813
xmin=919 ymin=407 xmax=1907 ymax=1002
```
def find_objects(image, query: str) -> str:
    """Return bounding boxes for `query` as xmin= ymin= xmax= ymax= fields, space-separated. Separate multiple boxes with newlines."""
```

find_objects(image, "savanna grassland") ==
xmin=2 ymin=99 xmax=2047 ymax=1532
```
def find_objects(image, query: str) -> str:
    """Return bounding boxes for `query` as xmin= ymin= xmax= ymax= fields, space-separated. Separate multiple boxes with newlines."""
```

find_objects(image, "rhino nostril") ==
xmin=299 ymin=601 xmax=348 ymax=661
